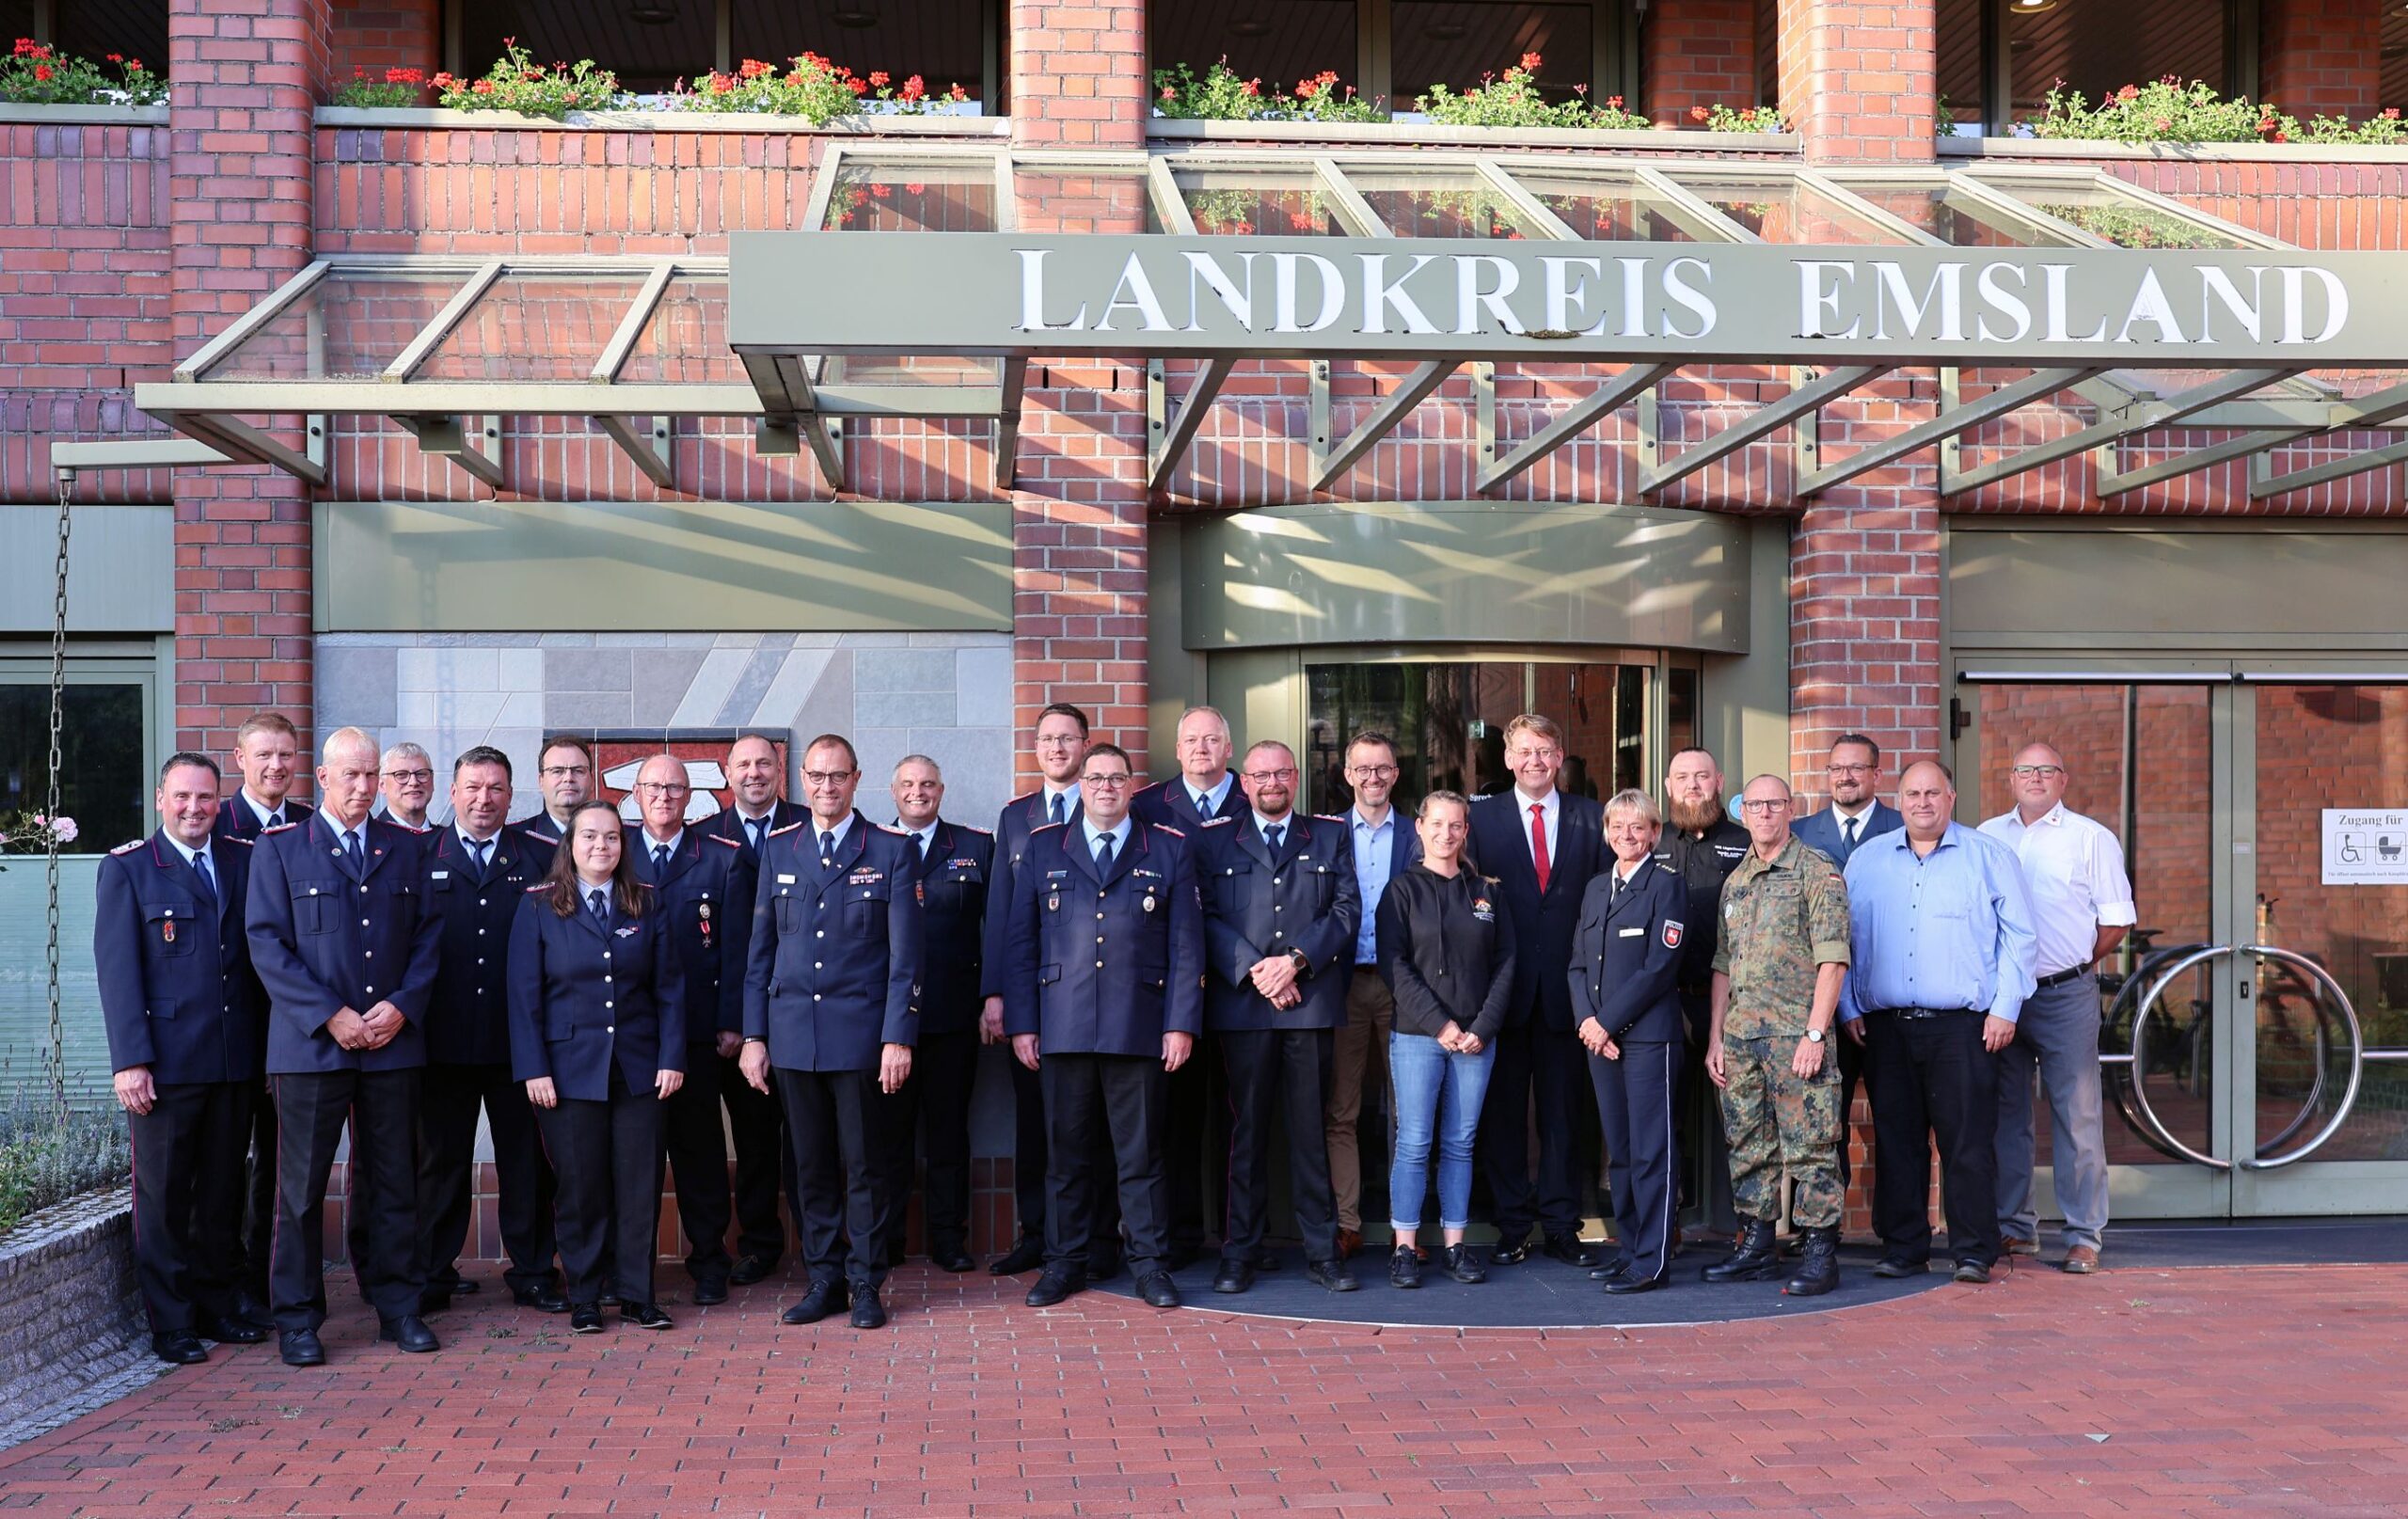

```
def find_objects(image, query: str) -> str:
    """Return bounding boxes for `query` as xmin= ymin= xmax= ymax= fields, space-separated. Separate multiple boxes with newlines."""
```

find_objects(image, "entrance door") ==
xmin=1955 ymin=665 xmax=2408 ymax=1218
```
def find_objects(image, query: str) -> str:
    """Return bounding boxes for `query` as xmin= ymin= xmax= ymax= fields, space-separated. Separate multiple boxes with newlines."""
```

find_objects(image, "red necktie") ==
xmin=1529 ymin=802 xmax=1550 ymax=894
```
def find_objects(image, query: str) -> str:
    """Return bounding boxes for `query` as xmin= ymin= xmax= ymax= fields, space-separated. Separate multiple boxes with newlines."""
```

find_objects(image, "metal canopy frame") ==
xmin=122 ymin=148 xmax=2408 ymax=505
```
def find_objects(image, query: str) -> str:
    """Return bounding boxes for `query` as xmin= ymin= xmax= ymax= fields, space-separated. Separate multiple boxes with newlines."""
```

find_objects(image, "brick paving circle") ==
xmin=1 ymin=1259 xmax=2403 ymax=1516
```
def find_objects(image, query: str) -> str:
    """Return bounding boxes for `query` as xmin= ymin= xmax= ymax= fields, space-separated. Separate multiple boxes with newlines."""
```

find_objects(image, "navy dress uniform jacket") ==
xmin=904 ymin=819 xmax=992 ymax=1037
xmin=1568 ymin=856 xmax=1691 ymax=1045
xmin=1131 ymin=775 xmax=1251 ymax=835
xmin=246 ymin=814 xmax=442 ymax=1075
xmin=981 ymin=789 xmax=1078 ymax=1000
xmin=419 ymin=826 xmax=548 ymax=1068
xmin=629 ymin=827 xmax=757 ymax=1038
xmin=94 ymin=831 xmax=264 ymax=1084
xmin=743 ymin=813 xmax=923 ymax=1070
xmin=1465 ymin=791 xmax=1607 ymax=1032
xmin=1003 ymin=821 xmax=1206 ymax=1056
xmin=505 ymin=889 xmax=687 ymax=1101
xmin=698 ymin=799 xmax=809 ymax=863
xmin=1194 ymin=813 xmax=1361 ymax=1032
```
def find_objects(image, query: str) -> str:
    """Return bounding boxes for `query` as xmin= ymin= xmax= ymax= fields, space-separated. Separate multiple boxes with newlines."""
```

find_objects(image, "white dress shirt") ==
xmin=1978 ymin=802 xmax=2137 ymax=978
xmin=1513 ymin=785 xmax=1560 ymax=867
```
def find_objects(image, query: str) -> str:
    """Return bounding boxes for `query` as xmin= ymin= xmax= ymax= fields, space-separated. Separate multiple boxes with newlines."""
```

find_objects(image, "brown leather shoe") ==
xmin=2002 ymin=1235 xmax=2041 ymax=1257
xmin=1335 ymin=1228 xmax=1362 ymax=1260
xmin=2061 ymin=1244 xmax=2100 ymax=1274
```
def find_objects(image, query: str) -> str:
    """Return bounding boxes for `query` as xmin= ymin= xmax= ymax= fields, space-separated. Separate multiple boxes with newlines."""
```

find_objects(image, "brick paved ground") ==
xmin=1 ymin=1258 xmax=2403 ymax=1517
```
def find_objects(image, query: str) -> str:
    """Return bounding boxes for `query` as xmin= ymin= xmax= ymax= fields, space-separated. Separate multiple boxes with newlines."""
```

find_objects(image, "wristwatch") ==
xmin=1286 ymin=947 xmax=1311 ymax=976
xmin=1803 ymin=1027 xmax=1826 ymax=1043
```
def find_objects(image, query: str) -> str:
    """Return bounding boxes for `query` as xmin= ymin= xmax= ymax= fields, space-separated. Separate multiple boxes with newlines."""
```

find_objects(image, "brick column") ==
xmin=168 ymin=0 xmax=328 ymax=755
xmin=2260 ymin=0 xmax=2382 ymax=122
xmin=1788 ymin=499 xmax=1942 ymax=795
xmin=328 ymin=0 xmax=440 ymax=84
xmin=1776 ymin=0 xmax=1935 ymax=164
xmin=1009 ymin=0 xmax=1148 ymax=150
xmin=1644 ymin=0 xmax=1757 ymax=126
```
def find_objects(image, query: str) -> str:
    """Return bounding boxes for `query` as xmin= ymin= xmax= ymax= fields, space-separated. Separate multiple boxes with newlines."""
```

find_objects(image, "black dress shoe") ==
xmin=1025 ymin=1270 xmax=1086 ymax=1307
xmin=512 ymin=1284 xmax=572 ymax=1314
xmin=1212 ymin=1258 xmax=1255 ymax=1294
xmin=928 ymin=1245 xmax=975 ymax=1274
xmin=1305 ymin=1259 xmax=1359 ymax=1292
xmin=1589 ymin=1256 xmax=1634 ymax=1281
xmin=278 ymin=1329 xmax=325 ymax=1367
xmin=728 ymin=1253 xmax=779 ymax=1287
xmin=1953 ymin=1259 xmax=1993 ymax=1285
xmin=198 ymin=1314 xmax=266 ymax=1345
xmin=152 ymin=1332 xmax=208 ymax=1366
xmin=781 ymin=1278 xmax=848 ymax=1325
xmin=1489 ymin=1232 xmax=1534 ymax=1266
xmin=849 ymin=1285 xmax=887 ymax=1329
xmin=1602 ymin=1272 xmax=1667 ymax=1296
xmin=1542 ymin=1233 xmax=1600 ymax=1269
xmin=622 ymin=1302 xmax=675 ymax=1329
xmin=1087 ymin=1247 xmax=1125 ymax=1281
xmin=378 ymin=1316 xmax=439 ymax=1353
xmin=570 ymin=1304 xmax=606 ymax=1334
xmin=598 ymin=1290 xmax=622 ymax=1307
xmin=990 ymin=1236 xmax=1047 ymax=1276
xmin=690 ymin=1277 xmax=730 ymax=1306
xmin=1137 ymin=1270 xmax=1181 ymax=1308
xmin=1870 ymin=1257 xmax=1928 ymax=1279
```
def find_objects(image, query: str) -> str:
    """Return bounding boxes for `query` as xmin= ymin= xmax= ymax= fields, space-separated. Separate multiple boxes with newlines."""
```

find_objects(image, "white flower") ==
xmin=51 ymin=815 xmax=77 ymax=844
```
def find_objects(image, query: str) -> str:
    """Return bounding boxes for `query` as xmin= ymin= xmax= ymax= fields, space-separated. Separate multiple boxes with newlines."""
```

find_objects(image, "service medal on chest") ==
xmin=1143 ymin=894 xmax=1156 ymax=912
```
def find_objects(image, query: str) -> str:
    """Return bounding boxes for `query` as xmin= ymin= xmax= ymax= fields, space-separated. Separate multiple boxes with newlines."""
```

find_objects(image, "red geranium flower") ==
xmin=869 ymin=70 xmax=890 ymax=87
xmin=1519 ymin=51 xmax=1543 ymax=72
xmin=900 ymin=73 xmax=925 ymax=102
xmin=33 ymin=62 xmax=52 ymax=79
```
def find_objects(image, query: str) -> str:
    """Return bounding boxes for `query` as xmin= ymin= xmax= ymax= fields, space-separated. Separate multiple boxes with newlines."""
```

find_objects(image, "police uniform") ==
xmin=1195 ymin=811 xmax=1360 ymax=1276
xmin=246 ymin=812 xmax=442 ymax=1337
xmin=875 ymin=818 xmax=990 ymax=1266
xmin=1568 ymin=857 xmax=1689 ymax=1287
xmin=506 ymin=881 xmax=686 ymax=1309
xmin=743 ymin=811 xmax=922 ymax=1297
xmin=632 ymin=824 xmax=757 ymax=1293
xmin=211 ymin=787 xmax=290 ymax=1311
xmin=1002 ymin=817 xmax=1204 ymax=1280
xmin=1658 ymin=814 xmax=1751 ymax=1216
xmin=1712 ymin=836 xmax=1852 ymax=1236
xmin=95 ymin=831 xmax=265 ymax=1349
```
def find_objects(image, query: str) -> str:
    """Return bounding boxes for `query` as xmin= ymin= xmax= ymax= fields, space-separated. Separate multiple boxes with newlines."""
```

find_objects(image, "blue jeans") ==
xmin=1995 ymin=972 xmax=2109 ymax=1250
xmin=1387 ymin=1032 xmax=1496 ymax=1233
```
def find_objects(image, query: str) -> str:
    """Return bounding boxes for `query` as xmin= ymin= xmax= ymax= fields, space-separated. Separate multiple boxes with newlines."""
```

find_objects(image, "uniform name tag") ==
xmin=432 ymin=870 xmax=449 ymax=880
xmin=1619 ymin=926 xmax=1643 ymax=938
xmin=778 ymin=874 xmax=797 ymax=885
xmin=848 ymin=868 xmax=883 ymax=884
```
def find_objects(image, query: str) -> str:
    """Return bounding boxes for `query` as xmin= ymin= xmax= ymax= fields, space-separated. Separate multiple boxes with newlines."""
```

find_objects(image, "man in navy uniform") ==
xmin=628 ymin=752 xmax=757 ymax=1305
xmin=739 ymin=733 xmax=921 ymax=1331
xmin=95 ymin=752 xmax=269 ymax=1364
xmin=694 ymin=732 xmax=805 ymax=1285
xmin=1005 ymin=741 xmax=1204 ymax=1311
xmin=1131 ymin=705 xmax=1246 ymax=1266
xmin=1195 ymin=740 xmax=1361 ymax=1294
xmin=1790 ymin=734 xmax=1900 ymax=1191
xmin=979 ymin=702 xmax=1119 ymax=1277
xmin=878 ymin=754 xmax=990 ymax=1273
xmin=409 ymin=746 xmax=563 ymax=1315
xmin=1658 ymin=747 xmax=1756 ymax=1220
xmin=1466 ymin=713 xmax=1604 ymax=1268
xmin=376 ymin=742 xmax=435 ymax=831
xmin=524 ymin=735 xmax=594 ymax=847
xmin=246 ymin=726 xmax=444 ymax=1367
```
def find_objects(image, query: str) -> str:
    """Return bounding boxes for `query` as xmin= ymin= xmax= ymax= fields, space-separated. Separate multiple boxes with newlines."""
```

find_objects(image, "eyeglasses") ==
xmin=1242 ymin=767 xmax=1298 ymax=784
xmin=2010 ymin=765 xmax=2067 ymax=779
xmin=1827 ymin=763 xmax=1875 ymax=776
xmin=801 ymin=769 xmax=858 ymax=786
xmin=1740 ymin=799 xmax=1792 ymax=814
xmin=382 ymin=769 xmax=433 ymax=783
xmin=1034 ymin=735 xmax=1084 ymax=749
xmin=1348 ymin=764 xmax=1400 ymax=780
xmin=634 ymin=782 xmax=691 ymax=797
xmin=1508 ymin=745 xmax=1563 ymax=762
xmin=1081 ymin=773 xmax=1133 ymax=788
xmin=539 ymin=765 xmax=590 ymax=779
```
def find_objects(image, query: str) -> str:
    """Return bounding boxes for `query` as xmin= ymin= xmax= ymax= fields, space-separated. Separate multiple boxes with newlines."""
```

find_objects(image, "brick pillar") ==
xmin=328 ymin=0 xmax=441 ymax=85
xmin=1776 ymin=0 xmax=1936 ymax=164
xmin=2260 ymin=0 xmax=2382 ymax=121
xmin=1644 ymin=0 xmax=1757 ymax=126
xmin=1009 ymin=0 xmax=1148 ymax=150
xmin=168 ymin=0 xmax=328 ymax=755
xmin=1788 ymin=499 xmax=1942 ymax=794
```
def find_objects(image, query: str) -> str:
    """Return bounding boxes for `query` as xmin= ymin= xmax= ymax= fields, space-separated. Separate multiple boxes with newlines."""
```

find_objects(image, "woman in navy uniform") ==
xmin=1569 ymin=788 xmax=1690 ymax=1296
xmin=508 ymin=799 xmax=687 ymax=1333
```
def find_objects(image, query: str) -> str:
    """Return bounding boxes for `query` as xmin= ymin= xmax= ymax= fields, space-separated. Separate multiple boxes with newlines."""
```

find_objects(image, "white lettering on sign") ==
xmin=2322 ymin=808 xmax=2408 ymax=885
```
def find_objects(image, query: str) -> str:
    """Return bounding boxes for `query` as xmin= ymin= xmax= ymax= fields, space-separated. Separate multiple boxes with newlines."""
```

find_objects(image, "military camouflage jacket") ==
xmin=1712 ymin=834 xmax=1851 ymax=1039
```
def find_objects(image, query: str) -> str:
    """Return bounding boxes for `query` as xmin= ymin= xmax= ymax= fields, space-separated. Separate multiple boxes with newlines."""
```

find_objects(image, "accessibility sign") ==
xmin=2322 ymin=809 xmax=2408 ymax=885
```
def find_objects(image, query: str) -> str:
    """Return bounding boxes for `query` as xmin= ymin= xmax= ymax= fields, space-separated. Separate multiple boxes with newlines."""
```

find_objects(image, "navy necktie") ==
xmin=588 ymin=888 xmax=610 ymax=927
xmin=1843 ymin=815 xmax=1861 ymax=853
xmin=819 ymin=831 xmax=836 ymax=866
xmin=1265 ymin=822 xmax=1285 ymax=856
xmin=1050 ymin=792 xmax=1068 ymax=828
xmin=654 ymin=843 xmax=673 ymax=878
xmin=746 ymin=817 xmax=765 ymax=852
xmin=1095 ymin=832 xmax=1115 ymax=872
xmin=466 ymin=837 xmax=490 ymax=880
xmin=342 ymin=829 xmax=364 ymax=878
xmin=191 ymin=847 xmax=216 ymax=901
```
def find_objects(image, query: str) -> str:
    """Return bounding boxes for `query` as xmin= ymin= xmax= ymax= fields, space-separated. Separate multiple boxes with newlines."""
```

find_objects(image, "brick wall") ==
xmin=2260 ymin=0 xmax=2383 ymax=122
xmin=1009 ymin=0 xmax=1147 ymax=150
xmin=1778 ymin=0 xmax=1936 ymax=163
xmin=1645 ymin=0 xmax=1759 ymax=125
xmin=326 ymin=0 xmax=438 ymax=91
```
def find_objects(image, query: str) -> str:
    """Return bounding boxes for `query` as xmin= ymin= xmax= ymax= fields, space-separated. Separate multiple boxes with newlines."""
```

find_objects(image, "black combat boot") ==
xmin=1701 ymin=1216 xmax=1781 ymax=1282
xmin=1783 ymin=1226 xmax=1841 ymax=1297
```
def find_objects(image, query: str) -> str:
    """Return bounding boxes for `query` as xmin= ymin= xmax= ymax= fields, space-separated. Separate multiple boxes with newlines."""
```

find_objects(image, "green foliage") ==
xmin=331 ymin=66 xmax=428 ymax=108
xmin=432 ymin=38 xmax=624 ymax=119
xmin=0 ymin=1094 xmax=129 ymax=1237
xmin=673 ymin=53 xmax=971 ymax=120
xmin=1692 ymin=103 xmax=1785 ymax=133
xmin=2032 ymin=78 xmax=2283 ymax=143
xmin=1152 ymin=58 xmax=1386 ymax=122
xmin=1417 ymin=53 xmax=1651 ymax=130
xmin=2028 ymin=200 xmax=2235 ymax=250
xmin=2299 ymin=107 xmax=2408 ymax=145
xmin=1 ymin=38 xmax=165 ymax=105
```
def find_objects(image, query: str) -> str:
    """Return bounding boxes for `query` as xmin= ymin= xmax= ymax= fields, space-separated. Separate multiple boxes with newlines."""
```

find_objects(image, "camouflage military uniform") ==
xmin=1711 ymin=835 xmax=1852 ymax=1228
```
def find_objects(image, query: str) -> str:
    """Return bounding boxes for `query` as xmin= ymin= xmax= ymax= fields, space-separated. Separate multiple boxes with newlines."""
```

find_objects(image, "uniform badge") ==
xmin=615 ymin=924 xmax=641 ymax=939
xmin=1047 ymin=894 xmax=1060 ymax=912
xmin=162 ymin=917 xmax=175 ymax=944
xmin=1472 ymin=897 xmax=1494 ymax=924
xmin=1143 ymin=894 xmax=1157 ymax=912
xmin=1662 ymin=920 xmax=1685 ymax=950
xmin=699 ymin=900 xmax=714 ymax=941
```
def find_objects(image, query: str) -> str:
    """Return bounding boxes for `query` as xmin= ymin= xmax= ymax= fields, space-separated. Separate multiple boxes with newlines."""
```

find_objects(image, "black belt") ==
xmin=2035 ymin=965 xmax=2092 ymax=989
xmin=1871 ymin=1006 xmax=1980 ymax=1021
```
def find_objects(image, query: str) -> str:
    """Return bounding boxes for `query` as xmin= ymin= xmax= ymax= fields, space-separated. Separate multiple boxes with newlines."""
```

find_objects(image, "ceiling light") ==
xmin=2010 ymin=0 xmax=2060 ymax=12
xmin=1228 ymin=19 xmax=1273 ymax=37
xmin=831 ymin=7 xmax=879 ymax=24
xmin=629 ymin=1 xmax=677 ymax=22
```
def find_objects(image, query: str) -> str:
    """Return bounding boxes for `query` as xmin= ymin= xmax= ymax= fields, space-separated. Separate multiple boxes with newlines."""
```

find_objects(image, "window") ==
xmin=5 ymin=0 xmax=167 ymax=73
xmin=0 ymin=662 xmax=153 ymax=855
xmin=1932 ymin=0 xmax=2249 ymax=136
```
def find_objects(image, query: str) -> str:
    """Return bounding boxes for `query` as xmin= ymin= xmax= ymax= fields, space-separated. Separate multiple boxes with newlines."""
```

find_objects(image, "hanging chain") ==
xmin=44 ymin=468 xmax=72 ymax=1118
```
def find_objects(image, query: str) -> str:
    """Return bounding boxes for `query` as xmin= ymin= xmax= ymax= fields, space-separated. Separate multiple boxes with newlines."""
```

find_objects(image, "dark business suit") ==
xmin=876 ymin=819 xmax=990 ymax=1261
xmin=95 ymin=831 xmax=264 ymax=1337
xmin=1569 ymin=858 xmax=1690 ymax=1283
xmin=246 ymin=813 xmax=442 ymax=1334
xmin=744 ymin=814 xmax=923 ymax=1290
xmin=507 ymin=887 xmax=686 ymax=1307
xmin=1196 ymin=812 xmax=1359 ymax=1269
xmin=1790 ymin=799 xmax=1901 ymax=1188
xmin=1465 ymin=790 xmax=1605 ymax=1244
xmin=213 ymin=791 xmax=290 ymax=1308
xmin=696 ymin=800 xmax=806 ymax=1266
xmin=1003 ymin=820 xmax=1206 ymax=1277
xmin=633 ymin=826 xmax=758 ymax=1288
xmin=1131 ymin=775 xmax=1247 ymax=1258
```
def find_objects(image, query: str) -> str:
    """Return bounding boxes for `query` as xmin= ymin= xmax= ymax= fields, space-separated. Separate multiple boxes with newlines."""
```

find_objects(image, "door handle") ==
xmin=2237 ymin=980 xmax=2250 ymax=999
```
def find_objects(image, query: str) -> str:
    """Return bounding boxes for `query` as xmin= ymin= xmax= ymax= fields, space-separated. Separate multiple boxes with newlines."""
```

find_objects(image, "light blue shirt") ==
xmin=1350 ymin=806 xmax=1397 ymax=966
xmin=1188 ymin=772 xmax=1235 ymax=818
xmin=1081 ymin=815 xmax=1133 ymax=862
xmin=1839 ymin=822 xmax=2037 ymax=1024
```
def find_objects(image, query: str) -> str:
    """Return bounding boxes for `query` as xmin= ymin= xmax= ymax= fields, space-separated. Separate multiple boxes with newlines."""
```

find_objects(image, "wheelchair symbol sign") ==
xmin=2325 ymin=811 xmax=2408 ymax=884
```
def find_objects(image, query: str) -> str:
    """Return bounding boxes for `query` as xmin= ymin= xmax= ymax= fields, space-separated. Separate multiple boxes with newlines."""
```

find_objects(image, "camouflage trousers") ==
xmin=1718 ymin=1034 xmax=1846 ymax=1229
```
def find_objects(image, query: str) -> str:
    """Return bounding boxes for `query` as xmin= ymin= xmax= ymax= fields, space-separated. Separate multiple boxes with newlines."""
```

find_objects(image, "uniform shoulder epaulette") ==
xmin=524 ymin=881 xmax=548 ymax=894
xmin=957 ymin=823 xmax=992 ymax=836
xmin=110 ymin=839 xmax=144 ymax=855
xmin=705 ymin=832 xmax=742 ymax=847
xmin=228 ymin=834 xmax=253 ymax=846
xmin=1030 ymin=821 xmax=1068 ymax=835
xmin=1198 ymin=816 xmax=1234 ymax=828
xmin=1315 ymin=813 xmax=1346 ymax=823
xmin=768 ymin=820 xmax=807 ymax=838
xmin=261 ymin=820 xmax=298 ymax=834
xmin=876 ymin=822 xmax=908 ymax=836
xmin=1151 ymin=823 xmax=1186 ymax=837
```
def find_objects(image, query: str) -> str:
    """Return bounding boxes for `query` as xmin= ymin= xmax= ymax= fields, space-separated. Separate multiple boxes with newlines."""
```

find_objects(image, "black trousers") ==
xmin=775 ymin=1066 xmax=885 ymax=1290
xmin=1863 ymin=1010 xmax=2002 ymax=1267
xmin=1677 ymin=984 xmax=1736 ymax=1227
xmin=1219 ymin=1028 xmax=1339 ymax=1265
xmin=1479 ymin=1019 xmax=1586 ymax=1240
xmin=1002 ymin=1050 xmax=1122 ymax=1255
xmin=1164 ymin=1039 xmax=1211 ymax=1254
xmin=1041 ymin=1052 xmax=1169 ymax=1276
xmin=240 ymin=1084 xmax=277 ymax=1305
xmin=1835 ymin=1021 xmax=1867 ymax=1191
xmin=533 ymin=1066 xmax=665 ymax=1306
xmin=1590 ymin=1039 xmax=1681 ymax=1281
xmin=718 ymin=1045 xmax=793 ymax=1262
xmin=416 ymin=1060 xmax=557 ymax=1294
xmin=661 ymin=1040 xmax=740 ymax=1280
xmin=874 ymin=1029 xmax=978 ymax=1257
xmin=128 ymin=1079 xmax=252 ymax=1334
xmin=270 ymin=1068 xmax=423 ymax=1332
